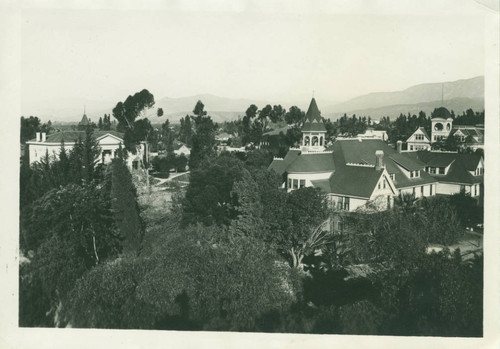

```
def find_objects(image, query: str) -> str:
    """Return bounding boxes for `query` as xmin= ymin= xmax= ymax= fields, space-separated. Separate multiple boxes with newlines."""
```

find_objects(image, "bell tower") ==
xmin=301 ymin=98 xmax=327 ymax=152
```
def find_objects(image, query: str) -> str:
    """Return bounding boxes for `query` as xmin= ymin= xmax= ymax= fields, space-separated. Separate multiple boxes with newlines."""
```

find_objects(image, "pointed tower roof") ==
xmin=79 ymin=112 xmax=90 ymax=126
xmin=301 ymin=98 xmax=326 ymax=132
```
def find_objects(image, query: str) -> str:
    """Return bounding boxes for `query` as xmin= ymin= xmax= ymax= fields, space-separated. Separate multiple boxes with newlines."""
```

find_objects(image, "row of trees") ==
xmin=20 ymin=116 xmax=54 ymax=143
xmin=19 ymin=126 xmax=143 ymax=327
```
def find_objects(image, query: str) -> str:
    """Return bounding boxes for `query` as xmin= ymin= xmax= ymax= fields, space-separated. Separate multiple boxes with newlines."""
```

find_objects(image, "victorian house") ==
xmin=269 ymin=98 xmax=484 ymax=213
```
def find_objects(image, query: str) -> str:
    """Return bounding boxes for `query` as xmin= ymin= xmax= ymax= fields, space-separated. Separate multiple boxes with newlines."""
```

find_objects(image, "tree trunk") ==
xmin=92 ymin=234 xmax=99 ymax=265
xmin=290 ymin=247 xmax=304 ymax=270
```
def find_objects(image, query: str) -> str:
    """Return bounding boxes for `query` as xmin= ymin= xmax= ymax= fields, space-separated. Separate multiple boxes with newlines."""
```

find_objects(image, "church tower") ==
xmin=301 ymin=98 xmax=327 ymax=152
xmin=431 ymin=107 xmax=453 ymax=143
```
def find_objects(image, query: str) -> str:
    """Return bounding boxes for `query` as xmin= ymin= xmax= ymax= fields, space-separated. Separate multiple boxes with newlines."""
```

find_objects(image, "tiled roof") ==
xmin=287 ymin=152 xmax=335 ymax=173
xmin=268 ymin=149 xmax=301 ymax=176
xmin=412 ymin=151 xmax=456 ymax=168
xmin=444 ymin=160 xmax=481 ymax=184
xmin=332 ymin=139 xmax=436 ymax=190
xmin=392 ymin=169 xmax=438 ymax=189
xmin=27 ymin=130 xmax=124 ymax=144
xmin=310 ymin=178 xmax=332 ymax=193
xmin=328 ymin=165 xmax=384 ymax=199
xmin=389 ymin=153 xmax=424 ymax=171
xmin=431 ymin=107 xmax=452 ymax=119
xmin=412 ymin=150 xmax=483 ymax=185
xmin=301 ymin=98 xmax=326 ymax=132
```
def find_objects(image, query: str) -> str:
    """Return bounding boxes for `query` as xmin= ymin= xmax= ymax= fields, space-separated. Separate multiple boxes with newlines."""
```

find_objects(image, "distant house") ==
xmin=357 ymin=128 xmax=388 ymax=142
xmin=215 ymin=132 xmax=231 ymax=145
xmin=268 ymin=98 xmax=483 ymax=213
xmin=173 ymin=143 xmax=191 ymax=157
xmin=451 ymin=125 xmax=484 ymax=151
xmin=406 ymin=127 xmax=431 ymax=151
xmin=404 ymin=108 xmax=484 ymax=152
xmin=25 ymin=130 xmax=145 ymax=170
xmin=406 ymin=150 xmax=483 ymax=197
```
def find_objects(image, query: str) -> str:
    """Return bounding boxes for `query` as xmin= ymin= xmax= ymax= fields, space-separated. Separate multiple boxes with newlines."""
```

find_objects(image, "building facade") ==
xmin=269 ymin=99 xmax=484 ymax=213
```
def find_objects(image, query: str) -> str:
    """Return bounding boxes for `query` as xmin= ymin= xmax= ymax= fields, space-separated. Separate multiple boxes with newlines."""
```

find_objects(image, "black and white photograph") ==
xmin=1 ymin=0 xmax=499 ymax=348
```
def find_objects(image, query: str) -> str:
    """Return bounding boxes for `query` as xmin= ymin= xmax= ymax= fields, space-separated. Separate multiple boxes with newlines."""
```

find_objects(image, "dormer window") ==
xmin=390 ymin=173 xmax=395 ymax=181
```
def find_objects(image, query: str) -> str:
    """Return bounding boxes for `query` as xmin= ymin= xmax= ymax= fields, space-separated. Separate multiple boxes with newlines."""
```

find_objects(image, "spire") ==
xmin=301 ymin=97 xmax=326 ymax=132
xmin=305 ymin=98 xmax=322 ymax=123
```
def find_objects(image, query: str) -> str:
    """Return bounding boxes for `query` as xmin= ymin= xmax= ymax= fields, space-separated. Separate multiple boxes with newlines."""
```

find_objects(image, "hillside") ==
xmin=328 ymin=97 xmax=484 ymax=120
xmin=154 ymin=94 xmax=270 ymax=123
xmin=324 ymin=76 xmax=484 ymax=119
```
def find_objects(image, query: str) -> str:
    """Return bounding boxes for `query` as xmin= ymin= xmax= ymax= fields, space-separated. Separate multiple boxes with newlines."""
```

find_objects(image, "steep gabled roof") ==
xmin=444 ymin=160 xmax=481 ymax=184
xmin=79 ymin=114 xmax=90 ymax=125
xmin=333 ymin=139 xmax=436 ymax=190
xmin=412 ymin=150 xmax=483 ymax=185
xmin=301 ymin=98 xmax=327 ymax=132
xmin=328 ymin=165 xmax=384 ymax=199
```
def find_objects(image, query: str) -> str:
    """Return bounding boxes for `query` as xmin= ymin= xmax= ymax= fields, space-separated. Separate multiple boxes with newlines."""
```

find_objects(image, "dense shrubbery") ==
xmin=64 ymin=227 xmax=302 ymax=331
xmin=20 ymin=108 xmax=483 ymax=335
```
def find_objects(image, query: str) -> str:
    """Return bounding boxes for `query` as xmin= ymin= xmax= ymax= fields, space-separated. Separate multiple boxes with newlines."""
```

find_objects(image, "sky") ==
xmin=20 ymin=1 xmax=487 ymax=113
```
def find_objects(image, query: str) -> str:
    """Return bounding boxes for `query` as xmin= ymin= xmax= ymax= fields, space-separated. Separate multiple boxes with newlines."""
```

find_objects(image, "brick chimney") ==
xmin=41 ymin=132 xmax=46 ymax=142
xmin=375 ymin=150 xmax=384 ymax=170
xmin=397 ymin=140 xmax=403 ymax=153
xmin=36 ymin=132 xmax=40 ymax=142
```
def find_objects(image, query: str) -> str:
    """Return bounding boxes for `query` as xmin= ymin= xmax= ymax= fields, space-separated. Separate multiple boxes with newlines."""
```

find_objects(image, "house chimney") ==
xmin=375 ymin=150 xmax=384 ymax=170
xmin=397 ymin=140 xmax=402 ymax=153
xmin=36 ymin=132 xmax=40 ymax=142
xmin=41 ymin=132 xmax=46 ymax=142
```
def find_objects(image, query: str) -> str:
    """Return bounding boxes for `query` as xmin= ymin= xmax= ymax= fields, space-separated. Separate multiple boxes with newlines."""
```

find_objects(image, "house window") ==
xmin=378 ymin=182 xmax=381 ymax=189
xmin=344 ymin=197 xmax=350 ymax=211
xmin=415 ymin=170 xmax=419 ymax=177
xmin=474 ymin=184 xmax=477 ymax=196
xmin=337 ymin=197 xmax=343 ymax=210
xmin=430 ymin=167 xmax=436 ymax=174
xmin=421 ymin=186 xmax=424 ymax=196
xmin=439 ymin=167 xmax=445 ymax=175
xmin=288 ymin=178 xmax=292 ymax=189
xmin=299 ymin=179 xmax=305 ymax=188
xmin=293 ymin=179 xmax=298 ymax=189
xmin=430 ymin=185 xmax=433 ymax=195
xmin=383 ymin=178 xmax=386 ymax=189
xmin=410 ymin=171 xmax=414 ymax=178
xmin=412 ymin=187 xmax=416 ymax=197
xmin=390 ymin=173 xmax=395 ymax=181
xmin=410 ymin=145 xmax=413 ymax=151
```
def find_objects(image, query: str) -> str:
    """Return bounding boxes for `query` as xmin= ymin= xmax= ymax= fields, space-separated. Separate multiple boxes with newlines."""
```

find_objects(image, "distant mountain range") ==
xmin=23 ymin=76 xmax=484 ymax=124
xmin=153 ymin=94 xmax=271 ymax=124
xmin=323 ymin=76 xmax=484 ymax=119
